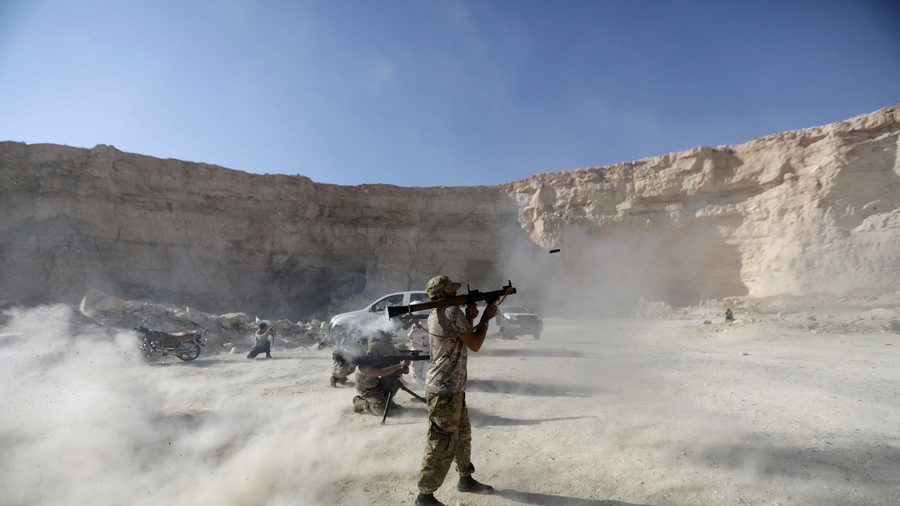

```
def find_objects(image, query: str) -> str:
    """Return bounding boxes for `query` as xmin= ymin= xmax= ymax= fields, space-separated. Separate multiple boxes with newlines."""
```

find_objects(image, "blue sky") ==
xmin=1 ymin=1 xmax=898 ymax=187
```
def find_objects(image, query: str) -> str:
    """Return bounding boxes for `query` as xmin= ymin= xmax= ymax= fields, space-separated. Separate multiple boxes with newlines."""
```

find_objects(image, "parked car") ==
xmin=326 ymin=290 xmax=431 ymax=345
xmin=498 ymin=305 xmax=543 ymax=339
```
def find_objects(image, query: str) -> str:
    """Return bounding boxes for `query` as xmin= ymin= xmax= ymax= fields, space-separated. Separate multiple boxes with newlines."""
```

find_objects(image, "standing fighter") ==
xmin=414 ymin=275 xmax=497 ymax=506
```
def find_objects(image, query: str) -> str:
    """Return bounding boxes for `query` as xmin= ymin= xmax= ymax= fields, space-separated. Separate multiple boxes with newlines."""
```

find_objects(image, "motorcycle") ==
xmin=135 ymin=319 xmax=207 ymax=361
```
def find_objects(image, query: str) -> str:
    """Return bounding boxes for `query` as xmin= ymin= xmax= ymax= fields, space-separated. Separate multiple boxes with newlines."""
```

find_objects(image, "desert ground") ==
xmin=1 ymin=305 xmax=897 ymax=506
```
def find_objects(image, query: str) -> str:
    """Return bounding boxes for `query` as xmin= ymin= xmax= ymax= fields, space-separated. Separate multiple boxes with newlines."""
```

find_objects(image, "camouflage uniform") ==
xmin=332 ymin=359 xmax=357 ymax=384
xmin=352 ymin=336 xmax=403 ymax=416
xmin=417 ymin=301 xmax=476 ymax=494
xmin=418 ymin=390 xmax=475 ymax=492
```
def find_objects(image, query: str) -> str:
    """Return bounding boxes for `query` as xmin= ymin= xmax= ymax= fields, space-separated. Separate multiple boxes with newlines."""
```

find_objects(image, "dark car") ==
xmin=498 ymin=305 xmax=543 ymax=339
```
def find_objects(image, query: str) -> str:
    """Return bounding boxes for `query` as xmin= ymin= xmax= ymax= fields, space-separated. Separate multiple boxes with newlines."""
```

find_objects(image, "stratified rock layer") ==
xmin=504 ymin=106 xmax=899 ymax=310
xmin=1 ymin=106 xmax=897 ymax=318
xmin=0 ymin=144 xmax=525 ymax=318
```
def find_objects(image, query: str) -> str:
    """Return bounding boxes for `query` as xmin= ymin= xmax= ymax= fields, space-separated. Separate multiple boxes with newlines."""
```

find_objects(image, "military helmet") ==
xmin=426 ymin=275 xmax=462 ymax=298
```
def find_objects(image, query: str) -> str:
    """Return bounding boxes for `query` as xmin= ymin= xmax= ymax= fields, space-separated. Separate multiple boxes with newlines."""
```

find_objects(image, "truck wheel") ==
xmin=533 ymin=332 xmax=541 ymax=340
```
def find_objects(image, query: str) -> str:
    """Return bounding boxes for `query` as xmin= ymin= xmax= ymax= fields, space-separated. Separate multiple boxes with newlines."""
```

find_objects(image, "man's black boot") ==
xmin=457 ymin=475 xmax=494 ymax=494
xmin=414 ymin=492 xmax=445 ymax=505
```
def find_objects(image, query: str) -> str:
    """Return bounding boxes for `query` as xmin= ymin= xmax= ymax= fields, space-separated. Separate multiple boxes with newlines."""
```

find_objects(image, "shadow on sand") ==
xmin=496 ymin=489 xmax=651 ymax=505
xmin=185 ymin=354 xmax=319 ymax=366
xmin=145 ymin=357 xmax=229 ymax=367
xmin=694 ymin=440 xmax=899 ymax=486
xmin=467 ymin=379 xmax=604 ymax=397
xmin=468 ymin=407 xmax=596 ymax=428
xmin=478 ymin=348 xmax=590 ymax=358
xmin=381 ymin=405 xmax=595 ymax=428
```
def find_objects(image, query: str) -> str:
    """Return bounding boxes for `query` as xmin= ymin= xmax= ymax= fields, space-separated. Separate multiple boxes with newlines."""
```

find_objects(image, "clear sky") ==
xmin=1 ymin=1 xmax=898 ymax=187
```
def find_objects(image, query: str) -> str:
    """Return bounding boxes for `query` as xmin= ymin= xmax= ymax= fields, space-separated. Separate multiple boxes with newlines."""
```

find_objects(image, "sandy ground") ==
xmin=1 ymin=306 xmax=898 ymax=505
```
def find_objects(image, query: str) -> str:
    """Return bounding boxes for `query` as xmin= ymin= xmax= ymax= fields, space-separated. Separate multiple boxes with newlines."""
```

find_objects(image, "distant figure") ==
xmin=725 ymin=308 xmax=734 ymax=323
xmin=247 ymin=320 xmax=275 ymax=359
xmin=352 ymin=331 xmax=409 ymax=416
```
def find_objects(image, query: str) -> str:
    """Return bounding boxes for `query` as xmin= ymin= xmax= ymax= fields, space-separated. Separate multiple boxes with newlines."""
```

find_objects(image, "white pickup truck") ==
xmin=326 ymin=290 xmax=431 ymax=343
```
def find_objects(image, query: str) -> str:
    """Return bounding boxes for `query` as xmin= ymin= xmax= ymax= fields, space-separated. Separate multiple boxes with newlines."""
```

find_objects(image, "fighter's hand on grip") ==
xmin=465 ymin=303 xmax=480 ymax=321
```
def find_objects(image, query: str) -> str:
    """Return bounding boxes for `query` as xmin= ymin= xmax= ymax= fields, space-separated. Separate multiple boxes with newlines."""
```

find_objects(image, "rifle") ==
xmin=332 ymin=349 xmax=430 ymax=369
xmin=330 ymin=348 xmax=430 ymax=425
xmin=386 ymin=281 xmax=516 ymax=319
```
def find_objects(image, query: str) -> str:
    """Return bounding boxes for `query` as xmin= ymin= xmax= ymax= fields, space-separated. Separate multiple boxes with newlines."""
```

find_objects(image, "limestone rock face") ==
xmin=503 ymin=106 xmax=899 ymax=311
xmin=0 ymin=143 xmax=525 ymax=318
xmin=1 ymin=106 xmax=897 ymax=317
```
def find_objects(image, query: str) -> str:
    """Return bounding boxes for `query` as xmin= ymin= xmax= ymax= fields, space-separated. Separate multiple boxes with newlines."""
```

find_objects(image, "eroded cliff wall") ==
xmin=504 ymin=106 xmax=899 ymax=311
xmin=1 ymin=106 xmax=897 ymax=318
xmin=0 ymin=145 xmax=531 ymax=318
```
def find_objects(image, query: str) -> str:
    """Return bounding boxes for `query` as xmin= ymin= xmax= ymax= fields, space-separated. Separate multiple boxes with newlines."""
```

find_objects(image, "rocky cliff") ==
xmin=504 ymin=105 xmax=899 ymax=311
xmin=2 ymin=106 xmax=897 ymax=318
xmin=0 ymin=144 xmax=528 ymax=318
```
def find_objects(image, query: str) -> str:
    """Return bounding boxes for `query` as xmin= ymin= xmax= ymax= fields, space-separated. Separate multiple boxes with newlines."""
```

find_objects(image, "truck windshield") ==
xmin=409 ymin=292 xmax=430 ymax=304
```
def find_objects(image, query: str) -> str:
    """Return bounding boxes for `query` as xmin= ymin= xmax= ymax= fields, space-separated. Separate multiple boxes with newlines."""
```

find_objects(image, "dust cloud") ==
xmin=2 ymin=297 xmax=897 ymax=504
xmin=0 ymin=305 xmax=412 ymax=506
xmin=497 ymin=228 xmax=664 ymax=316
xmin=498 ymin=222 xmax=755 ymax=318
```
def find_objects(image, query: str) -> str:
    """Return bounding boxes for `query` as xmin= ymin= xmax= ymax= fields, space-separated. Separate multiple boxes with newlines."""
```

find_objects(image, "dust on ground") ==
xmin=0 ymin=305 xmax=897 ymax=505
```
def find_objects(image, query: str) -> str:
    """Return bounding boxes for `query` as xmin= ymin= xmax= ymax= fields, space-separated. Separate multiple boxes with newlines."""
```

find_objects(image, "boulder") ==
xmin=272 ymin=319 xmax=296 ymax=332
xmin=217 ymin=312 xmax=251 ymax=330
xmin=79 ymin=289 xmax=128 ymax=317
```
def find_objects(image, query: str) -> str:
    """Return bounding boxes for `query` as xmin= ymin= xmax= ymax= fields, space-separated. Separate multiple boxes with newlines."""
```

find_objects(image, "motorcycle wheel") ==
xmin=176 ymin=342 xmax=201 ymax=361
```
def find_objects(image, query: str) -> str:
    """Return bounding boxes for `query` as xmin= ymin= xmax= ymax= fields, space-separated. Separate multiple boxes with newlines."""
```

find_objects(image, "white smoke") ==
xmin=0 ymin=305 xmax=417 ymax=506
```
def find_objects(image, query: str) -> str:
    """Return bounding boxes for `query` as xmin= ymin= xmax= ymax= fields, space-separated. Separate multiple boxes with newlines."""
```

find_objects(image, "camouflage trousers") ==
xmin=332 ymin=361 xmax=356 ymax=381
xmin=417 ymin=391 xmax=474 ymax=494
xmin=353 ymin=376 xmax=401 ymax=416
